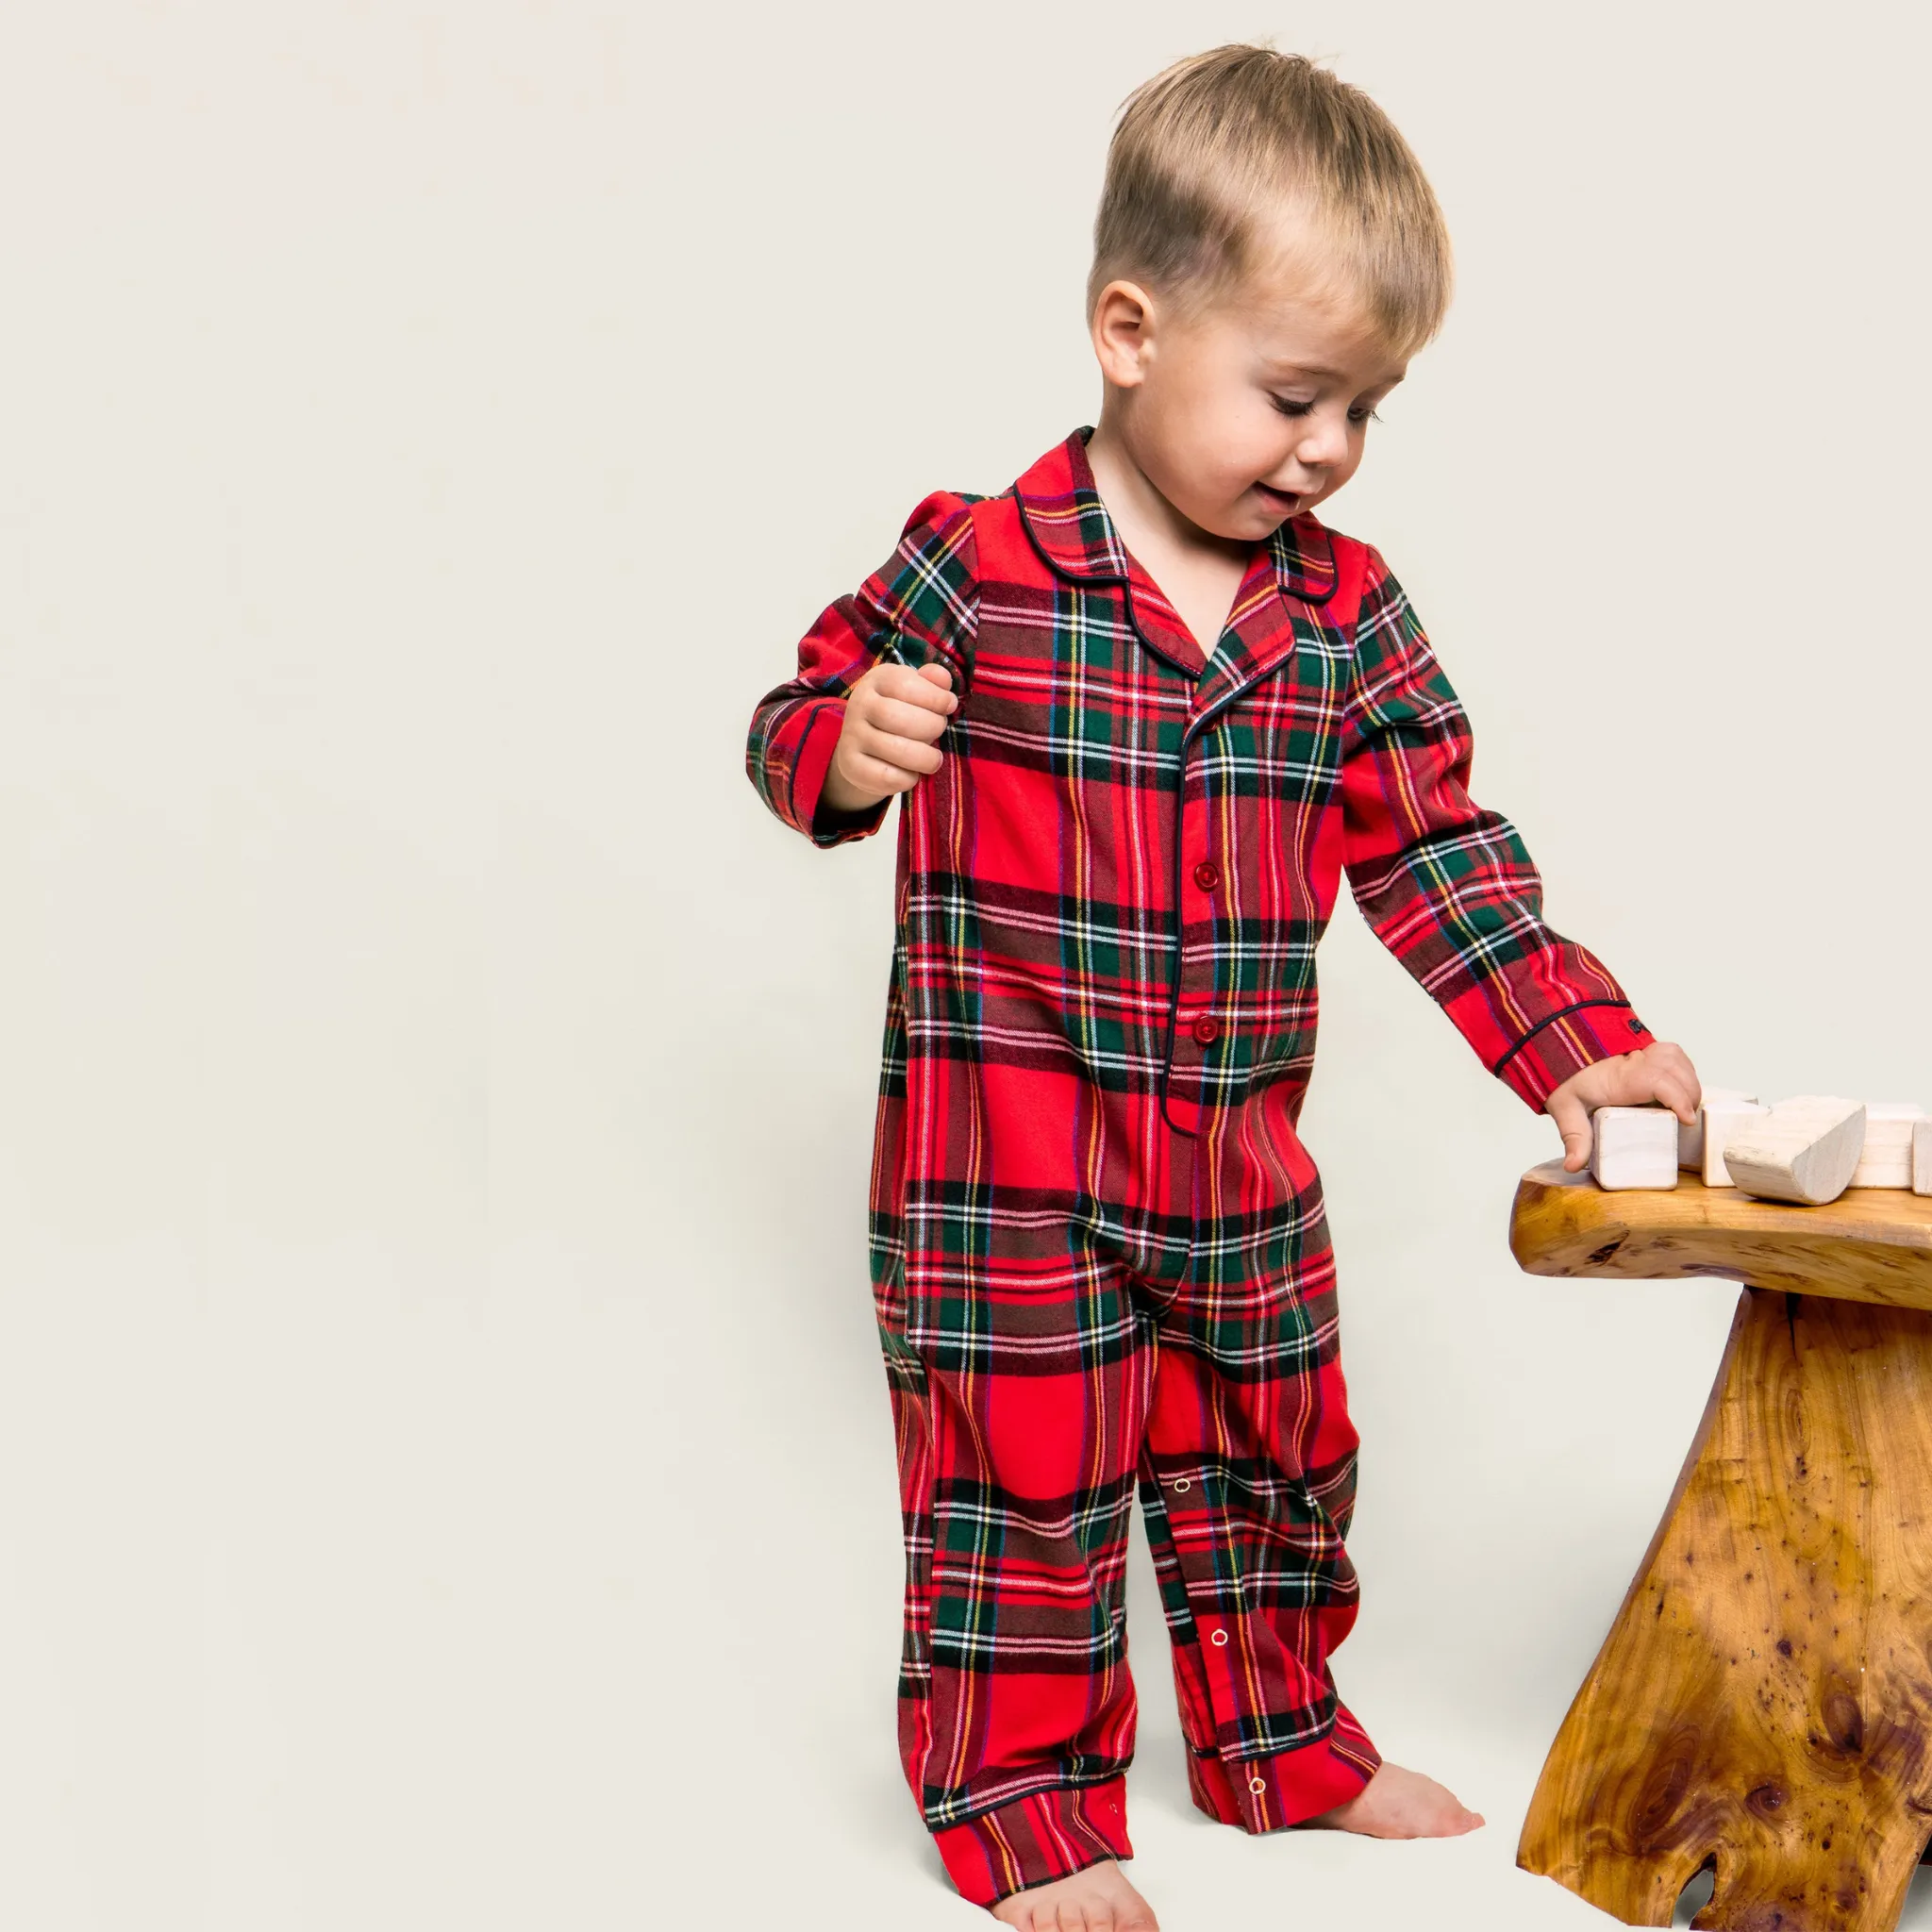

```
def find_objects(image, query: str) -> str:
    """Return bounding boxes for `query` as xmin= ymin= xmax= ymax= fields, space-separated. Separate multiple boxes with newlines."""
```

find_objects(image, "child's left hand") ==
xmin=1546 ymin=1043 xmax=1702 ymax=1174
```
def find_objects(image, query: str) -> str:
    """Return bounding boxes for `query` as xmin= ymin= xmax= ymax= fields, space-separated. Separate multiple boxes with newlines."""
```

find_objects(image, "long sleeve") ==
xmin=1339 ymin=548 xmax=1654 ymax=1110
xmin=746 ymin=491 xmax=980 ymax=847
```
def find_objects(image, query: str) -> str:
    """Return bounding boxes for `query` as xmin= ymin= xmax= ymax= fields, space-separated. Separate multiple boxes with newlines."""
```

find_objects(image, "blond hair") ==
xmin=1089 ymin=45 xmax=1453 ymax=355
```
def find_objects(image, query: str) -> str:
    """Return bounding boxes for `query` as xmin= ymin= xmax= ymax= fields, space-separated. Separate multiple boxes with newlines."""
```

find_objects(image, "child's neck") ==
xmin=1086 ymin=416 xmax=1254 ymax=656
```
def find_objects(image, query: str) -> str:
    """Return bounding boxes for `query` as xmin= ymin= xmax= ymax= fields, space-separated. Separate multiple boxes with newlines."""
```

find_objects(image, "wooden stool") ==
xmin=1511 ymin=1160 xmax=1932 ymax=1931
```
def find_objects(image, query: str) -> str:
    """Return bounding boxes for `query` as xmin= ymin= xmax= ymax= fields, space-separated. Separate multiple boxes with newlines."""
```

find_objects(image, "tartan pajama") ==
xmin=747 ymin=429 xmax=1650 ymax=1907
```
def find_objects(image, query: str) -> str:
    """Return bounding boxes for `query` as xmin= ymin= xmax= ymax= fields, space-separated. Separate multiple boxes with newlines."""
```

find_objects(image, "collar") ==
xmin=1012 ymin=427 xmax=1340 ymax=608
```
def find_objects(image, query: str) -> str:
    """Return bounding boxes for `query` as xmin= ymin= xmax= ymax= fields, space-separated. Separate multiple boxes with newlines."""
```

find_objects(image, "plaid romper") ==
xmin=747 ymin=429 xmax=1650 ymax=1907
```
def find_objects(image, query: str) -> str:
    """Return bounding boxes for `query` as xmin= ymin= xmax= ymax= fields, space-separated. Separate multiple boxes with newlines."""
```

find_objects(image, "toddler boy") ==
xmin=746 ymin=44 xmax=1698 ymax=1931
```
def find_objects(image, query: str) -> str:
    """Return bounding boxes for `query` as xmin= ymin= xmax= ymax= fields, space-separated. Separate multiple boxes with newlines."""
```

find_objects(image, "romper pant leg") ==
xmin=1136 ymin=1104 xmax=1381 ymax=1830
xmin=868 ymin=1066 xmax=1178 ymax=1907
xmin=878 ymin=1310 xmax=1146 ymax=1907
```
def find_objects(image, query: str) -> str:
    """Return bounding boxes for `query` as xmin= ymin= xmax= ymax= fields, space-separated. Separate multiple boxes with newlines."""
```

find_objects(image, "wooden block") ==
xmin=1724 ymin=1097 xmax=1867 ymax=1207
xmin=1702 ymin=1098 xmax=1771 ymax=1188
xmin=1591 ymin=1107 xmax=1679 ymax=1191
xmin=1678 ymin=1086 xmax=1760 ymax=1173
xmin=1847 ymin=1102 xmax=1928 ymax=1189
xmin=1916 ymin=1119 xmax=1932 ymax=1197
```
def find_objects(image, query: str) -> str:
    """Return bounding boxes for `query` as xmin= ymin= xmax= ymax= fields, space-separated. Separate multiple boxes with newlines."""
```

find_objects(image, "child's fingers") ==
xmin=872 ymin=663 xmax=958 ymax=714
xmin=1655 ymin=1074 xmax=1701 ymax=1125
xmin=847 ymin=721 xmax=944 ymax=777
xmin=1546 ymin=1088 xmax=1594 ymax=1174
xmin=915 ymin=661 xmax=954 ymax=693
xmin=1636 ymin=1043 xmax=1702 ymax=1124
xmin=838 ymin=748 xmax=936 ymax=795
xmin=864 ymin=695 xmax=952 ymax=744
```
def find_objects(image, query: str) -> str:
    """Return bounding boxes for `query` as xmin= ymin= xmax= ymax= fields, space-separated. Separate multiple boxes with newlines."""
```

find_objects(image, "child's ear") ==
xmin=1090 ymin=279 xmax=1157 ymax=389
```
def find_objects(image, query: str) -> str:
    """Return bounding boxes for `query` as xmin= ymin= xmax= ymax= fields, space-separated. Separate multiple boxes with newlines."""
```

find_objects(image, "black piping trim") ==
xmin=1012 ymin=472 xmax=1129 ymax=587
xmin=1271 ymin=519 xmax=1341 ymax=608
xmin=1158 ymin=648 xmax=1322 ymax=1138
xmin=1151 ymin=757 xmax=1197 ymax=1128
xmin=1157 ymin=594 xmax=1357 ymax=1134
xmin=1015 ymin=491 xmax=1341 ymax=614
xmin=1489 ymin=999 xmax=1637 ymax=1075
xmin=1012 ymin=434 xmax=1340 ymax=619
xmin=1013 ymin=495 xmax=1208 ymax=686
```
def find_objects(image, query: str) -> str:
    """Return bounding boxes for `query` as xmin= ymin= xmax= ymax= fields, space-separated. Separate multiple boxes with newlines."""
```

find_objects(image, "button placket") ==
xmin=1167 ymin=725 xmax=1227 ymax=1116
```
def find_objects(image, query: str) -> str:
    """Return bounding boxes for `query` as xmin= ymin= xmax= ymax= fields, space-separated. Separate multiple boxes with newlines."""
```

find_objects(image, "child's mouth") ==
xmin=1255 ymin=483 xmax=1301 ymax=512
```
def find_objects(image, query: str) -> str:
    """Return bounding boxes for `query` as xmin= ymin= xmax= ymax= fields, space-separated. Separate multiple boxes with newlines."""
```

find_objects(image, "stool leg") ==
xmin=1518 ymin=1288 xmax=1932 ymax=1931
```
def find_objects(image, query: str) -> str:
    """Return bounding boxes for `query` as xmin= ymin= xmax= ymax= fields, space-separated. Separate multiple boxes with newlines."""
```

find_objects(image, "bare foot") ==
xmin=989 ymin=1857 xmax=1158 ymax=1929
xmin=1301 ymin=1762 xmax=1485 ymax=1839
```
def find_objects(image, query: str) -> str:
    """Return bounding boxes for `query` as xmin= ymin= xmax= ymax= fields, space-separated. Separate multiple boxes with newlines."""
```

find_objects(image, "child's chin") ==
xmin=1222 ymin=506 xmax=1291 ymax=541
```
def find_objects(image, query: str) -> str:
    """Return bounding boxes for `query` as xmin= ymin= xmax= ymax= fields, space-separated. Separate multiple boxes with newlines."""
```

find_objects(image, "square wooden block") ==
xmin=1592 ymin=1107 xmax=1679 ymax=1191
xmin=1849 ymin=1103 xmax=1928 ymax=1189
xmin=1702 ymin=1098 xmax=1771 ymax=1189
xmin=1678 ymin=1087 xmax=1759 ymax=1173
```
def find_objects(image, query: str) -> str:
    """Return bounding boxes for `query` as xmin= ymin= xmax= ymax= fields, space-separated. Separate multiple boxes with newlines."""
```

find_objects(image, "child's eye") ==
xmin=1272 ymin=396 xmax=1384 ymax=425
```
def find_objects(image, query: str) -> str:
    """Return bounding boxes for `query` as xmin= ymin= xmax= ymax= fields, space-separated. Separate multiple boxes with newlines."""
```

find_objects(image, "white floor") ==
xmin=644 ymin=1504 xmax=1932 ymax=1929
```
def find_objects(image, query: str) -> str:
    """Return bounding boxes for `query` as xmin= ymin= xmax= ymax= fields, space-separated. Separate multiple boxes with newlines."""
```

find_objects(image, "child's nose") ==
xmin=1295 ymin=415 xmax=1349 ymax=468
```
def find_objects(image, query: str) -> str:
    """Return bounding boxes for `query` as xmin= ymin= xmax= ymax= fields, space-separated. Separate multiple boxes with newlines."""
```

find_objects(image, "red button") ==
xmin=1191 ymin=1013 xmax=1220 ymax=1045
xmin=1192 ymin=860 xmax=1220 ymax=892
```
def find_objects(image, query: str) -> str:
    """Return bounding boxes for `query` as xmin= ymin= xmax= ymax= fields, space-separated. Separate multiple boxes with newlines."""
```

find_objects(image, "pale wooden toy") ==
xmin=1510 ymin=1166 xmax=1932 ymax=1931
xmin=1848 ymin=1102 xmax=1927 ymax=1189
xmin=1702 ymin=1097 xmax=1770 ymax=1189
xmin=1677 ymin=1087 xmax=1758 ymax=1173
xmin=1590 ymin=1106 xmax=1678 ymax=1191
xmin=1723 ymin=1096 xmax=1867 ymax=1206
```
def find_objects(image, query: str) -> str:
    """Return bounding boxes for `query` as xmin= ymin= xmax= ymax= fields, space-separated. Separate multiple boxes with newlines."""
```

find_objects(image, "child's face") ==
xmin=1094 ymin=247 xmax=1410 ymax=545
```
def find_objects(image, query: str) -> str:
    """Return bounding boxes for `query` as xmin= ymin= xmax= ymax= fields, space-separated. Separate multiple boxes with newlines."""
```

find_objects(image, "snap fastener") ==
xmin=1173 ymin=1478 xmax=1191 ymax=1492
xmin=1209 ymin=1629 xmax=1228 ymax=1647
xmin=1191 ymin=1013 xmax=1220 ymax=1045
xmin=1249 ymin=1776 xmax=1267 ymax=1794
xmin=1192 ymin=860 xmax=1220 ymax=892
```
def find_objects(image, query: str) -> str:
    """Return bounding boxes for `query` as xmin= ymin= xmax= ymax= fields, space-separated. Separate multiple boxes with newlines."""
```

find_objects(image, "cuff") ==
xmin=1491 ymin=1002 xmax=1656 ymax=1111
xmin=784 ymin=697 xmax=891 ymax=847
xmin=932 ymin=1776 xmax=1133 ymax=1908
xmin=1188 ymin=1711 xmax=1380 ymax=1834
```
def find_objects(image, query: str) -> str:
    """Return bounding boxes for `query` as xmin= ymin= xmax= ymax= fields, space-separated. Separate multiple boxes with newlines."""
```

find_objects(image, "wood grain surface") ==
xmin=1513 ymin=1170 xmax=1932 ymax=1927
xmin=1517 ymin=1288 xmax=1932 ymax=1928
xmin=1511 ymin=1160 xmax=1932 ymax=1307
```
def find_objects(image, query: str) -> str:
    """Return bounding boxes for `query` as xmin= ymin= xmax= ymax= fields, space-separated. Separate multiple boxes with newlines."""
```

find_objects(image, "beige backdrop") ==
xmin=1 ymin=4 xmax=1928 ymax=1927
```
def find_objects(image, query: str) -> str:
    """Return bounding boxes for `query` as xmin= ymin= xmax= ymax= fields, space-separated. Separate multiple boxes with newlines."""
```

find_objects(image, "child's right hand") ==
xmin=821 ymin=660 xmax=958 ymax=815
